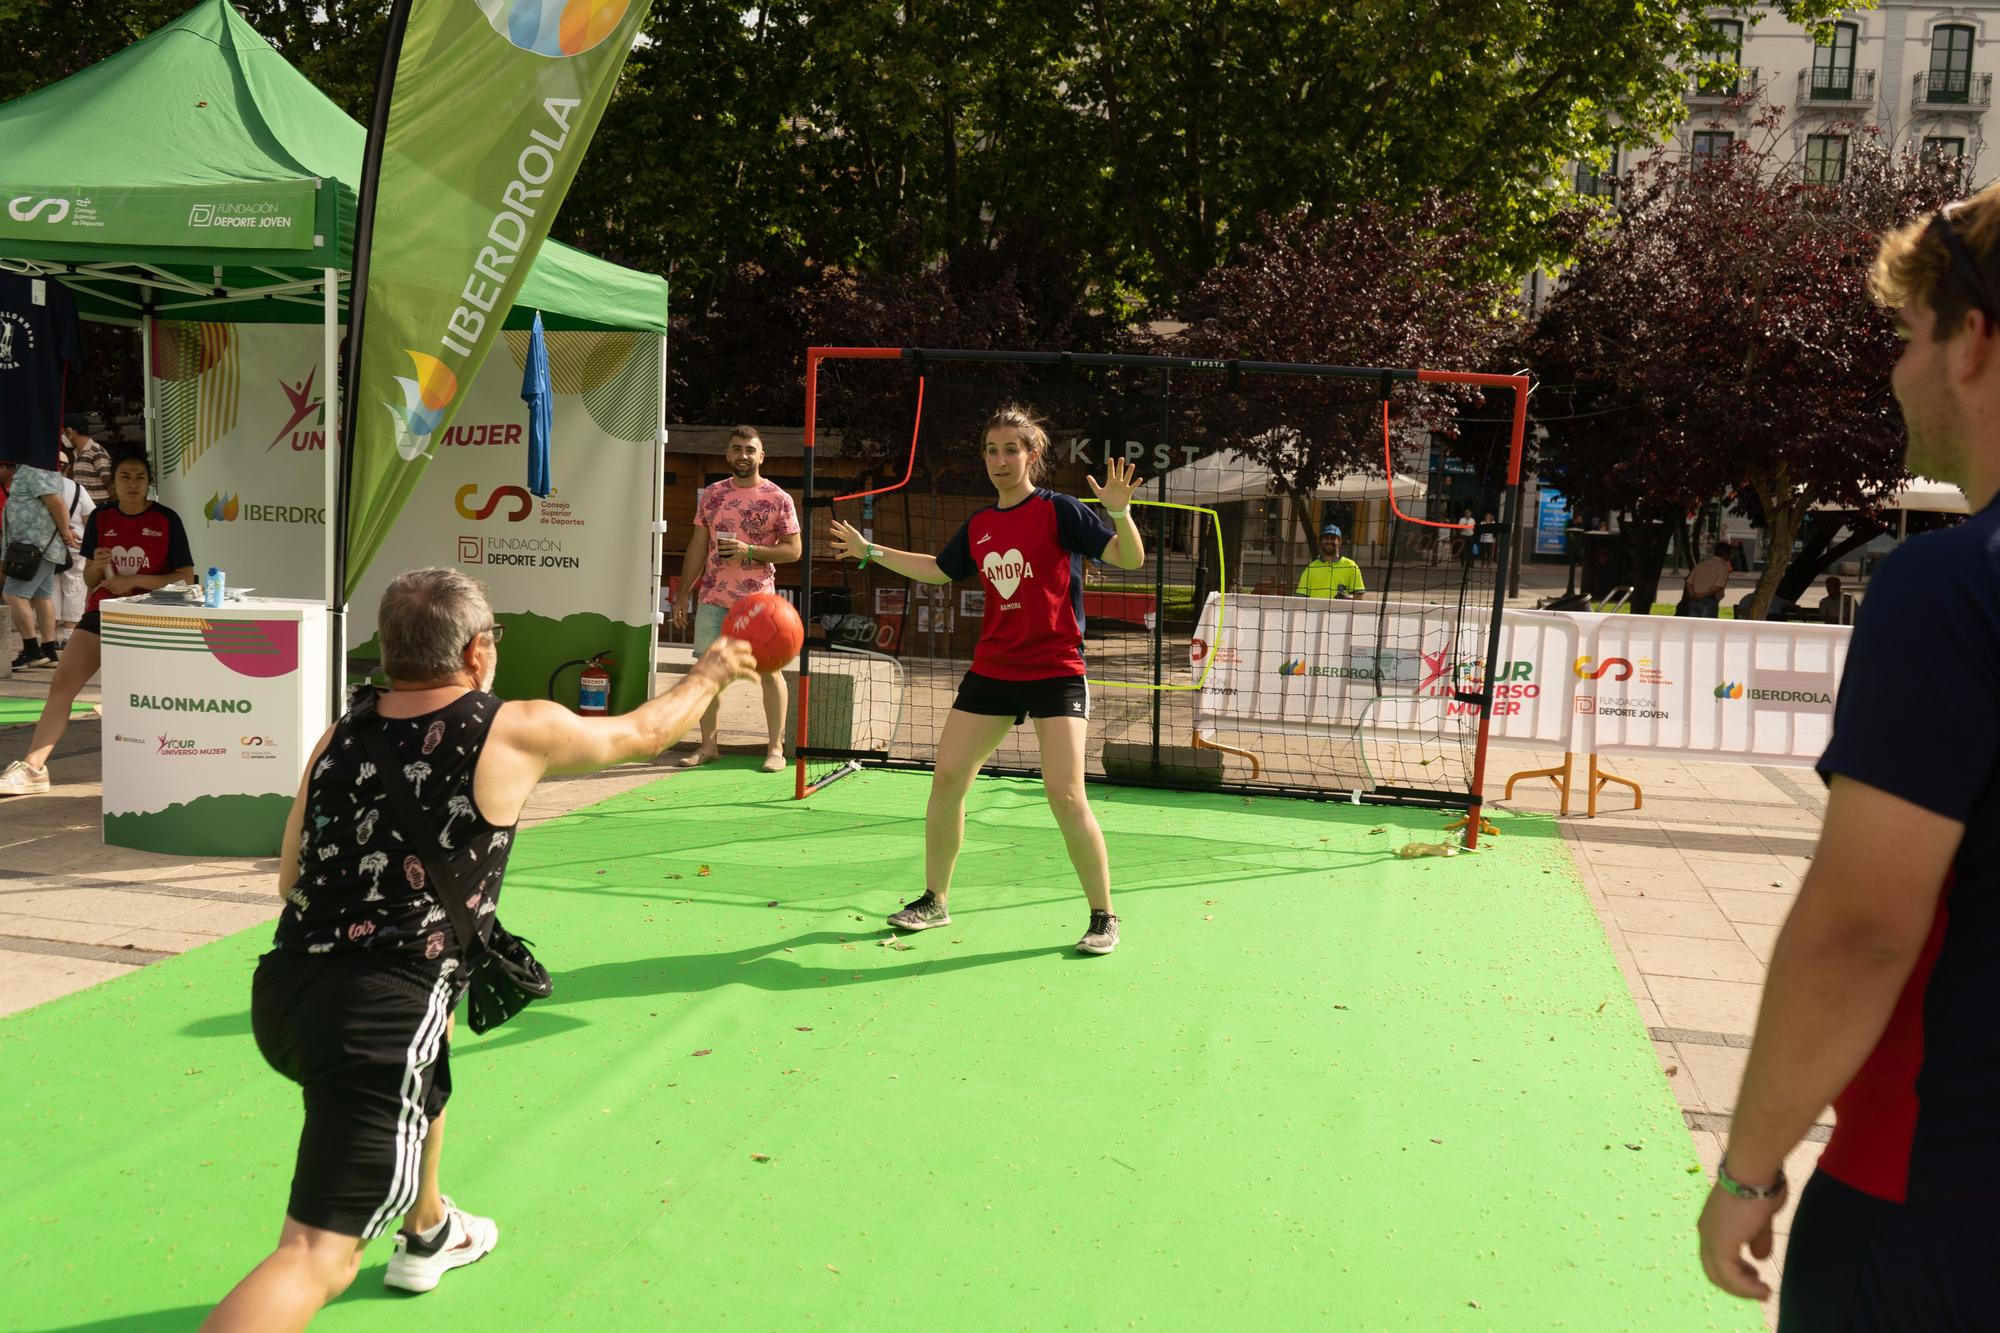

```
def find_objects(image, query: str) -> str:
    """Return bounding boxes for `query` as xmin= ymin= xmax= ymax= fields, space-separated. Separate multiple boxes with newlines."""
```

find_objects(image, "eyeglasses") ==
xmin=464 ymin=623 xmax=505 ymax=651
xmin=1927 ymin=204 xmax=1999 ymax=325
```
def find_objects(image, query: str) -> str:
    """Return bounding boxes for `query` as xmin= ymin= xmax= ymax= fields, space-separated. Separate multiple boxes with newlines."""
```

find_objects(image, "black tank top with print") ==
xmin=269 ymin=690 xmax=517 ymax=978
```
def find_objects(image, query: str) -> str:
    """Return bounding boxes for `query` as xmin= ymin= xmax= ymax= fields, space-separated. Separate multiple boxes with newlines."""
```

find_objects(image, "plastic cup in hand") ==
xmin=717 ymin=531 xmax=739 ymax=563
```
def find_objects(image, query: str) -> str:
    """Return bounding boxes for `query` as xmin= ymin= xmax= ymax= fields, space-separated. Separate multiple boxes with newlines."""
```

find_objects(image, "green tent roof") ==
xmin=0 ymin=0 xmax=665 ymax=332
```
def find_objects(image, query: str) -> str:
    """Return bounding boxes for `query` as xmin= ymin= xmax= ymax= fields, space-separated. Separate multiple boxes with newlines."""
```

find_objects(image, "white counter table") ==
xmin=98 ymin=594 xmax=329 ymax=856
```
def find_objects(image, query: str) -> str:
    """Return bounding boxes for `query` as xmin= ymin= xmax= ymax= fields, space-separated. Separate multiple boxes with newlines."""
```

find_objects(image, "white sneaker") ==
xmin=383 ymin=1197 xmax=498 ymax=1293
xmin=0 ymin=761 xmax=49 ymax=796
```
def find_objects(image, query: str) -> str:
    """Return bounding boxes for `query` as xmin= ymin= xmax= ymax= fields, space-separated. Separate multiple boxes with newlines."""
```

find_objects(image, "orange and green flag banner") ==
xmin=341 ymin=0 xmax=650 ymax=599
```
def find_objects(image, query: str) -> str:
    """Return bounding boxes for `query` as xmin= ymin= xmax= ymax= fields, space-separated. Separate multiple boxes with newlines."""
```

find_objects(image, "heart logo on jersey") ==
xmin=981 ymin=548 xmax=1031 ymax=599
xmin=106 ymin=544 xmax=149 ymax=575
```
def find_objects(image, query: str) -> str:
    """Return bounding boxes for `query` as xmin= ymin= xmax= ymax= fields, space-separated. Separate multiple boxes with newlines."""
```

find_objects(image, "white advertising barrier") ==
xmin=1189 ymin=594 xmax=1580 ymax=749
xmin=1563 ymin=611 xmax=1848 ymax=767
xmin=99 ymin=595 xmax=329 ymax=856
xmin=153 ymin=321 xmax=664 ymax=713
xmin=1188 ymin=595 xmax=1851 ymax=771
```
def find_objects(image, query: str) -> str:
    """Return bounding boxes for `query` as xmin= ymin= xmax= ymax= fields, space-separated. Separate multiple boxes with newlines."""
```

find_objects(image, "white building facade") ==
xmin=1577 ymin=3 xmax=2000 ymax=196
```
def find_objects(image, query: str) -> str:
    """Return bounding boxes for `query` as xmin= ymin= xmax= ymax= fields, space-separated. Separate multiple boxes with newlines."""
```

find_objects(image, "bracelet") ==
xmin=856 ymin=544 xmax=876 ymax=570
xmin=1103 ymin=506 xmax=1129 ymax=519
xmin=1716 ymin=1156 xmax=1787 ymax=1201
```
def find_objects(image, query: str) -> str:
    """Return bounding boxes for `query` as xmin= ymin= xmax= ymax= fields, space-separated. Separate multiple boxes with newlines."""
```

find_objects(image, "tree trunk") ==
xmin=1747 ymin=484 xmax=1810 ymax=620
xmin=1774 ymin=513 xmax=1886 ymax=603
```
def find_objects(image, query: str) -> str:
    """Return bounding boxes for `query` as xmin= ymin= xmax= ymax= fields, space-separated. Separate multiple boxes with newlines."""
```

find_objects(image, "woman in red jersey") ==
xmin=0 ymin=453 xmax=194 ymax=796
xmin=829 ymin=404 xmax=1144 ymax=954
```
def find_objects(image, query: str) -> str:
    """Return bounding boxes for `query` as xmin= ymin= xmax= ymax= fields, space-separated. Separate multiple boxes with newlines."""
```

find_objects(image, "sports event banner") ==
xmin=345 ymin=0 xmax=653 ymax=596
xmin=1191 ymin=596 xmax=1850 ymax=770
xmin=153 ymin=320 xmax=663 ymax=713
xmin=98 ymin=599 xmax=329 ymax=856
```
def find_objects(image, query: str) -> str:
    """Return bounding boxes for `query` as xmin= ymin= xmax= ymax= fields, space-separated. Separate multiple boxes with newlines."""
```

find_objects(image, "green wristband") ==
xmin=857 ymin=544 xmax=876 ymax=570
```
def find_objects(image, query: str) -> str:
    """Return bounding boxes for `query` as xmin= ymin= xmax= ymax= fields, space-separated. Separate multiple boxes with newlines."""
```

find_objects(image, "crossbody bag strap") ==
xmin=356 ymin=718 xmax=486 ymax=960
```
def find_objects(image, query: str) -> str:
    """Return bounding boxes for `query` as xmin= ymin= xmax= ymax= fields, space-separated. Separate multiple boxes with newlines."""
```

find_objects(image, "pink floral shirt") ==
xmin=693 ymin=478 xmax=800 ymax=607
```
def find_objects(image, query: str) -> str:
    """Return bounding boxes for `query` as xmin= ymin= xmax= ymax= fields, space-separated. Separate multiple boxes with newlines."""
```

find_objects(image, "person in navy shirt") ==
xmin=1698 ymin=188 xmax=2000 ymax=1325
xmin=829 ymin=404 xmax=1145 ymax=954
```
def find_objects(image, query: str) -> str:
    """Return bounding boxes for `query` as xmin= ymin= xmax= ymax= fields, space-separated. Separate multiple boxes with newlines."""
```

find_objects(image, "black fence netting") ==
xmin=793 ymin=350 xmax=1524 ymax=809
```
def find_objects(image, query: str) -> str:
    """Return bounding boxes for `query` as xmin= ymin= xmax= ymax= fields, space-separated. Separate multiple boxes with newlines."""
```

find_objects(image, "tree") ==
xmin=1162 ymin=197 xmax=1523 ymax=503
xmin=1529 ymin=104 xmax=1963 ymax=618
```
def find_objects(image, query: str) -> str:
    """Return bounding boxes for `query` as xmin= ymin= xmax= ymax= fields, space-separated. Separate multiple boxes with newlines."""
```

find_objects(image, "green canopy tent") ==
xmin=0 ymin=0 xmax=669 ymax=615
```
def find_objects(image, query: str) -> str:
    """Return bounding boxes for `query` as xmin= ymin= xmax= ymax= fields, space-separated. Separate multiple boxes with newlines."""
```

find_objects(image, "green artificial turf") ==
xmin=0 ymin=766 xmax=1758 ymax=1331
xmin=0 ymin=697 xmax=93 ymax=727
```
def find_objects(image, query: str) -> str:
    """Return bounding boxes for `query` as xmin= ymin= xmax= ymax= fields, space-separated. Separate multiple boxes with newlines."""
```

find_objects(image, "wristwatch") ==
xmin=1717 ymin=1156 xmax=1787 ymax=1201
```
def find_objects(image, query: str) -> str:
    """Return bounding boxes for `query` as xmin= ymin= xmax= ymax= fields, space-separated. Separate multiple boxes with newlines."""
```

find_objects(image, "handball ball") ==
xmin=723 ymin=592 xmax=804 ymax=674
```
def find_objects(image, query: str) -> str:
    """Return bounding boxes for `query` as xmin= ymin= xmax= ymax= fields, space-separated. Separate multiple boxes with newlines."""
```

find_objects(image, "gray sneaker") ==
xmin=887 ymin=891 xmax=951 ymax=932
xmin=1077 ymin=910 xmax=1119 ymax=955
xmin=0 ymin=760 xmax=50 ymax=796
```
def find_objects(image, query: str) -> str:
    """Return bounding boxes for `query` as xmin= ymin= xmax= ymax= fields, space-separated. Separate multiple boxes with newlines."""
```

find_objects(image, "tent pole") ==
xmin=138 ymin=294 xmax=157 ymax=479
xmin=323 ymin=268 xmax=343 ymax=719
xmin=650 ymin=331 xmax=668 ymax=701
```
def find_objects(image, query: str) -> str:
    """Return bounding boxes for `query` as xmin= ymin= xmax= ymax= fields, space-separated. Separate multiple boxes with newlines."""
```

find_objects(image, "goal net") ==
xmin=792 ymin=348 xmax=1527 ymax=826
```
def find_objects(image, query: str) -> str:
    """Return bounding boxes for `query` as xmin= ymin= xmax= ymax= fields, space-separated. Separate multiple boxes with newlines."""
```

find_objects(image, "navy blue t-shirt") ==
xmin=936 ymin=489 xmax=1114 ymax=680
xmin=0 ymin=271 xmax=81 ymax=470
xmin=1814 ymin=497 xmax=2000 ymax=1208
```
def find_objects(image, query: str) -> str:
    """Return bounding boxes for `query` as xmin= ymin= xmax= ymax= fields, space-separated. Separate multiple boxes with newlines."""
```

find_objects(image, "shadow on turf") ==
xmin=30 ymin=1266 xmax=419 ymax=1332
xmin=452 ymin=930 xmax=1078 ymax=1056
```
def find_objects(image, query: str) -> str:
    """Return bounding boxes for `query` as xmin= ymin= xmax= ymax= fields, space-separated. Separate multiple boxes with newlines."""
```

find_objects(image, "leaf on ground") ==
xmin=826 ymin=1264 xmax=840 ymax=1275
xmin=691 ymin=1049 xmax=712 ymax=1057
xmin=1367 ymin=826 xmax=1387 ymax=835
xmin=751 ymin=1153 xmax=772 ymax=1163
xmin=768 ymin=900 xmax=779 ymax=907
xmin=880 ymin=937 xmax=910 ymax=950
xmin=795 ymin=1025 xmax=813 ymax=1031
xmin=697 ymin=865 xmax=711 ymax=876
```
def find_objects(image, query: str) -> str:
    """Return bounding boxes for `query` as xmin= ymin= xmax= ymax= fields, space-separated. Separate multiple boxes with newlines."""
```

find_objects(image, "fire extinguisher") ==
xmin=549 ymin=652 xmax=615 ymax=715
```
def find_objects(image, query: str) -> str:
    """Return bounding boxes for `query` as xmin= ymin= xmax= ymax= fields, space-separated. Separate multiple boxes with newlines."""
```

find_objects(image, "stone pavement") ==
xmin=0 ymin=646 xmax=1817 ymax=1326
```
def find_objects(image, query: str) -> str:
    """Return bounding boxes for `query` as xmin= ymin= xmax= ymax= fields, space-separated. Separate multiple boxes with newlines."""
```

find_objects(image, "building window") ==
xmin=1574 ymin=152 xmax=1619 ymax=199
xmin=1691 ymin=130 xmax=1735 ymax=164
xmin=1922 ymin=135 xmax=1967 ymax=166
xmin=1805 ymin=134 xmax=1848 ymax=183
xmin=1700 ymin=18 xmax=1745 ymax=95
xmin=1811 ymin=22 xmax=1858 ymax=99
xmin=1930 ymin=24 xmax=1976 ymax=103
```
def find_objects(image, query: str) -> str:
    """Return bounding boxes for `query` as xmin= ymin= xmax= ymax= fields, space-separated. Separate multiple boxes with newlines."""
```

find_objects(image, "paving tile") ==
xmin=1733 ymin=922 xmax=1780 ymax=964
xmin=1647 ymin=975 xmax=1764 ymax=1035
xmin=1626 ymin=931 xmax=1765 ymax=984
xmin=1683 ymin=856 xmax=1796 ymax=893
xmin=0 ymin=914 xmax=131 ymax=946
xmin=1678 ymin=1041 xmax=1750 ymax=1114
xmin=1607 ymin=896 xmax=1740 ymax=941
xmin=1571 ymin=841 xmax=1675 ymax=870
xmin=0 ymin=950 xmax=138 ymax=1014
xmin=100 ymin=925 xmax=229 ymax=955
xmin=1590 ymin=868 xmax=1716 ymax=903
xmin=1711 ymin=890 xmax=1796 ymax=928
xmin=1656 ymin=1039 xmax=1702 ymax=1111
xmin=0 ymin=887 xmax=201 ymax=929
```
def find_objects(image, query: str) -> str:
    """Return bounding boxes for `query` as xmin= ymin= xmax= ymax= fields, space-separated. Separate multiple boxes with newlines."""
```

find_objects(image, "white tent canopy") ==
xmin=1159 ymin=449 xmax=1427 ymax=506
xmin=1813 ymin=476 xmax=1968 ymax=516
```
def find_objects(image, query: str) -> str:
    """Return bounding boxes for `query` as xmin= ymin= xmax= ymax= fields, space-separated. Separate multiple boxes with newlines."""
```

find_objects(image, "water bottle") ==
xmin=204 ymin=566 xmax=225 ymax=607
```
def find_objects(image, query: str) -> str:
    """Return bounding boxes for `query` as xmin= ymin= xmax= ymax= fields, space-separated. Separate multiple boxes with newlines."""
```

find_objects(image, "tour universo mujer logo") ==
xmin=476 ymin=0 xmax=631 ymax=57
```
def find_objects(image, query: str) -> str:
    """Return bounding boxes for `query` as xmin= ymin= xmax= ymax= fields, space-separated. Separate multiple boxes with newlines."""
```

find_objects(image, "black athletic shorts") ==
xmin=1779 ymin=1170 xmax=2000 ymax=1330
xmin=252 ymin=950 xmax=457 ymax=1239
xmin=952 ymin=670 xmax=1089 ymax=725
xmin=77 ymin=607 xmax=101 ymax=636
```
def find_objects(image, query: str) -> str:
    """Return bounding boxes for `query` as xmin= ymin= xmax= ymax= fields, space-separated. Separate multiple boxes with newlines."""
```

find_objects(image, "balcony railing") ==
xmin=1689 ymin=65 xmax=1762 ymax=101
xmin=1798 ymin=67 xmax=1875 ymax=106
xmin=1914 ymin=70 xmax=1992 ymax=111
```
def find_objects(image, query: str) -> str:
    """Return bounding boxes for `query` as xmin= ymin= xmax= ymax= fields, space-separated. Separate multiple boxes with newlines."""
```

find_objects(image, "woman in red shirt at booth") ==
xmin=828 ymin=404 xmax=1144 ymax=954
xmin=0 ymin=452 xmax=194 ymax=796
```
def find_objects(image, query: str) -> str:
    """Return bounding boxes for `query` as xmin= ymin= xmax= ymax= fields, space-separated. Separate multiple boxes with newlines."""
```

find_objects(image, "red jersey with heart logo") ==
xmin=937 ymin=489 xmax=1114 ymax=680
xmin=82 ymin=502 xmax=194 ymax=614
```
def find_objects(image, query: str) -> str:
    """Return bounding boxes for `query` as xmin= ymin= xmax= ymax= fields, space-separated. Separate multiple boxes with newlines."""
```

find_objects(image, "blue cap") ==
xmin=1321 ymin=523 xmax=1343 ymax=537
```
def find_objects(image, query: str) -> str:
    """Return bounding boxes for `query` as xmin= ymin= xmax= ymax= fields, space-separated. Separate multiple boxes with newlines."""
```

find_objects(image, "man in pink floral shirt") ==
xmin=672 ymin=426 xmax=802 ymax=770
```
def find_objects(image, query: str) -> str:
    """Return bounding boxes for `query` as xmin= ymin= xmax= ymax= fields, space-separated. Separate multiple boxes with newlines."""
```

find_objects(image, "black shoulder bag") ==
xmin=356 ymin=715 xmax=552 ymax=1033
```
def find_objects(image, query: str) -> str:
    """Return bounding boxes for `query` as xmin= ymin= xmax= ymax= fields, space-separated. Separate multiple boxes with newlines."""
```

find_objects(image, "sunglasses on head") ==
xmin=1927 ymin=204 xmax=2000 ymax=325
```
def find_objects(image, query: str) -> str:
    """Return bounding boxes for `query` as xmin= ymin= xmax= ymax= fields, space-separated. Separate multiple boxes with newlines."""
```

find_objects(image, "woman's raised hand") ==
xmin=1087 ymin=457 xmax=1140 ymax=512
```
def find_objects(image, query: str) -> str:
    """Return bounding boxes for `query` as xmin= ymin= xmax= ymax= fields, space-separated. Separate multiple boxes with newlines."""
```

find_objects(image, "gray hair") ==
xmin=378 ymin=568 xmax=492 ymax=681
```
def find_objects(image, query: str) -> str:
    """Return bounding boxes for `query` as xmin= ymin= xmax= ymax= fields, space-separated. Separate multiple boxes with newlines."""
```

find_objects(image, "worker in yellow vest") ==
xmin=1296 ymin=523 xmax=1366 ymax=599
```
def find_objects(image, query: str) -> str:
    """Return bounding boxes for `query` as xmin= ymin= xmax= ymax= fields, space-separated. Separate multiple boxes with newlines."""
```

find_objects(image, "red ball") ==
xmin=722 ymin=592 xmax=804 ymax=674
